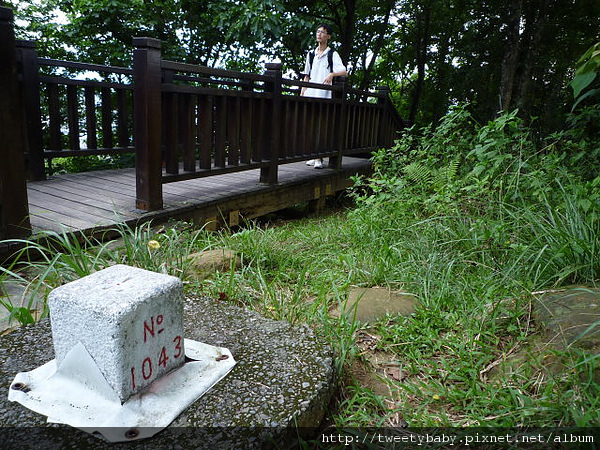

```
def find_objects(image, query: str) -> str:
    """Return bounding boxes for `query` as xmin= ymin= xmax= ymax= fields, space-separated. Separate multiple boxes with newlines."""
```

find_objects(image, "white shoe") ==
xmin=306 ymin=159 xmax=315 ymax=166
xmin=314 ymin=159 xmax=324 ymax=169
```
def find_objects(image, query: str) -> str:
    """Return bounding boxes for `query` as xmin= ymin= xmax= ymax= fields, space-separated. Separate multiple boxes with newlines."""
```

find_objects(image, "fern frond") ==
xmin=403 ymin=162 xmax=433 ymax=185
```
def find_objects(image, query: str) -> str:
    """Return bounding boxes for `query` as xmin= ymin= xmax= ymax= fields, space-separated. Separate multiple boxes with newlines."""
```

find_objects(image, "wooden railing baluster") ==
xmin=298 ymin=102 xmax=307 ymax=159
xmin=84 ymin=86 xmax=98 ymax=150
xmin=215 ymin=96 xmax=227 ymax=168
xmin=48 ymin=83 xmax=62 ymax=151
xmin=101 ymin=87 xmax=113 ymax=149
xmin=67 ymin=84 xmax=80 ymax=151
xmin=228 ymin=97 xmax=241 ymax=166
xmin=182 ymin=94 xmax=195 ymax=172
xmin=117 ymin=88 xmax=129 ymax=148
xmin=252 ymin=98 xmax=265 ymax=163
xmin=16 ymin=40 xmax=45 ymax=181
xmin=164 ymin=91 xmax=179 ymax=174
xmin=240 ymin=97 xmax=252 ymax=164
xmin=198 ymin=95 xmax=213 ymax=170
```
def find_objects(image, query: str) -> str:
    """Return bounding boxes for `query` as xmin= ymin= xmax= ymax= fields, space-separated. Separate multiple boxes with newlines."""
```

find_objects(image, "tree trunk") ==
xmin=514 ymin=0 xmax=552 ymax=115
xmin=409 ymin=4 xmax=431 ymax=123
xmin=431 ymin=36 xmax=450 ymax=123
xmin=339 ymin=0 xmax=357 ymax=69
xmin=499 ymin=0 xmax=523 ymax=112
xmin=358 ymin=0 xmax=395 ymax=91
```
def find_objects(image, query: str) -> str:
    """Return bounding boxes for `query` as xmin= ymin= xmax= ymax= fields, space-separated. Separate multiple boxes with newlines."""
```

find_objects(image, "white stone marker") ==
xmin=48 ymin=264 xmax=185 ymax=402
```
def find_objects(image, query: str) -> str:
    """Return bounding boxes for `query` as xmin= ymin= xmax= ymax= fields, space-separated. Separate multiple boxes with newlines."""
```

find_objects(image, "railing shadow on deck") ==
xmin=0 ymin=5 xmax=404 ymax=240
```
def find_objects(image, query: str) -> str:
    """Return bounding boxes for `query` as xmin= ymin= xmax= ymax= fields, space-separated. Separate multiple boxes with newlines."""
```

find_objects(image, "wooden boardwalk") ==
xmin=23 ymin=157 xmax=372 ymax=239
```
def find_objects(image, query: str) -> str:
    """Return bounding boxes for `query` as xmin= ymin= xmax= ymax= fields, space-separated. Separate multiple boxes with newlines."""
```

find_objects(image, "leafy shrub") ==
xmin=46 ymin=153 xmax=135 ymax=176
xmin=352 ymin=103 xmax=600 ymax=289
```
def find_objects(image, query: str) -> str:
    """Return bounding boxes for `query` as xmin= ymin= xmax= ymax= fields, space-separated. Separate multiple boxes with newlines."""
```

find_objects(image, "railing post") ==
xmin=329 ymin=76 xmax=348 ymax=170
xmin=0 ymin=7 xmax=31 ymax=240
xmin=16 ymin=39 xmax=45 ymax=181
xmin=377 ymin=85 xmax=393 ymax=148
xmin=133 ymin=37 xmax=163 ymax=211
xmin=261 ymin=62 xmax=282 ymax=184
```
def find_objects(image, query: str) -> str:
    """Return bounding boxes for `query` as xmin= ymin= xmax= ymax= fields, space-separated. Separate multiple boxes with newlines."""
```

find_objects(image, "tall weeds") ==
xmin=339 ymin=104 xmax=600 ymax=426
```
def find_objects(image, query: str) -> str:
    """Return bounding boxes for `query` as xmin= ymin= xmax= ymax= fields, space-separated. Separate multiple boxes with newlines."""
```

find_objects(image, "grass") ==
xmin=3 ymin=188 xmax=598 ymax=429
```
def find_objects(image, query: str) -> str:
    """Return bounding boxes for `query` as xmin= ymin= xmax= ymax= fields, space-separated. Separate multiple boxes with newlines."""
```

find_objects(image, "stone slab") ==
xmin=0 ymin=296 xmax=334 ymax=449
xmin=48 ymin=265 xmax=185 ymax=401
xmin=334 ymin=287 xmax=417 ymax=323
xmin=187 ymin=249 xmax=241 ymax=280
xmin=533 ymin=286 xmax=600 ymax=352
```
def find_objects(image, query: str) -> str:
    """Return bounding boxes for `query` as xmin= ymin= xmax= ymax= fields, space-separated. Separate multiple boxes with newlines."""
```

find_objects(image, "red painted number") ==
xmin=173 ymin=335 xmax=183 ymax=358
xmin=142 ymin=357 xmax=153 ymax=380
xmin=131 ymin=367 xmax=137 ymax=391
xmin=130 ymin=335 xmax=185 ymax=390
xmin=158 ymin=346 xmax=169 ymax=368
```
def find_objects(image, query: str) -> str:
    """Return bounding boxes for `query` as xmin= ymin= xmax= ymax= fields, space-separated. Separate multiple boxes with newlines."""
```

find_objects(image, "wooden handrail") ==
xmin=162 ymin=59 xmax=267 ymax=82
xmin=38 ymin=76 xmax=134 ymax=90
xmin=38 ymin=58 xmax=133 ymax=75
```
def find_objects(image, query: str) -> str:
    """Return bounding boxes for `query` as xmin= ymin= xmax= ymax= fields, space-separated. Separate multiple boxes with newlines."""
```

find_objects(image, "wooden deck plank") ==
xmin=27 ymin=183 xmax=134 ymax=215
xmin=51 ymin=173 xmax=136 ymax=194
xmin=27 ymin=191 xmax=117 ymax=228
xmin=25 ymin=213 xmax=79 ymax=233
xmin=27 ymin=183 xmax=134 ymax=213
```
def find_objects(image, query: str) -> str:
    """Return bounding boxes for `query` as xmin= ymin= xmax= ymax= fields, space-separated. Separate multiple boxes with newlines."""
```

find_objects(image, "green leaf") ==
xmin=570 ymin=72 xmax=597 ymax=98
xmin=11 ymin=307 xmax=35 ymax=325
xmin=576 ymin=43 xmax=600 ymax=65
xmin=572 ymin=88 xmax=600 ymax=110
xmin=575 ymin=58 xmax=600 ymax=76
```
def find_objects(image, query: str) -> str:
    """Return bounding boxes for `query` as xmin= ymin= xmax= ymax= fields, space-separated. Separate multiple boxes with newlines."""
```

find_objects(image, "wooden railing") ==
xmin=133 ymin=38 xmax=402 ymax=210
xmin=16 ymin=41 xmax=135 ymax=182
xmin=0 ymin=7 xmax=403 ymax=239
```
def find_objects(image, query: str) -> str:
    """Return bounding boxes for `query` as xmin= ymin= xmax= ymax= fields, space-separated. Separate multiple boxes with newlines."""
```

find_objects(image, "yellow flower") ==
xmin=147 ymin=240 xmax=161 ymax=250
xmin=432 ymin=394 xmax=440 ymax=400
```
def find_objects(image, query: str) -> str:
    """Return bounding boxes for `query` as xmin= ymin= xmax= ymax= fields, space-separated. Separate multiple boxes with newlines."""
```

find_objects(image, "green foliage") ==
xmin=374 ymin=0 xmax=600 ymax=129
xmin=571 ymin=42 xmax=600 ymax=110
xmin=341 ymin=103 xmax=600 ymax=426
xmin=46 ymin=154 xmax=135 ymax=176
xmin=564 ymin=104 xmax=600 ymax=143
xmin=11 ymin=0 xmax=600 ymax=133
xmin=364 ymin=103 xmax=599 ymax=209
xmin=352 ymin=105 xmax=600 ymax=291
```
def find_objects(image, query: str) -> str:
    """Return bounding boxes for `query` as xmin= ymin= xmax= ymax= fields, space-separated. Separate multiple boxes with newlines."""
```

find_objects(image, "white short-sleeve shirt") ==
xmin=303 ymin=47 xmax=346 ymax=99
